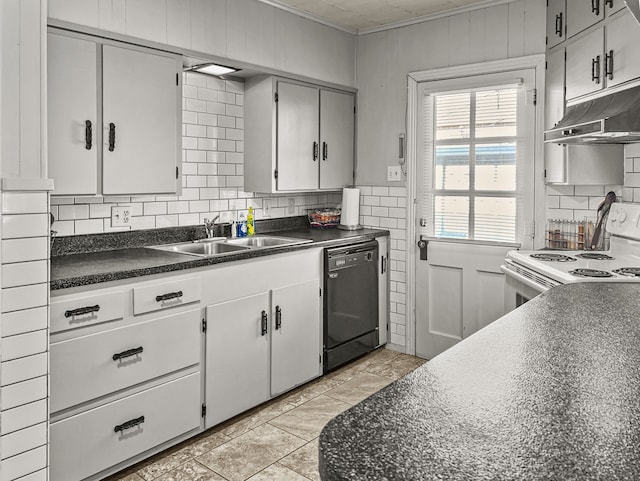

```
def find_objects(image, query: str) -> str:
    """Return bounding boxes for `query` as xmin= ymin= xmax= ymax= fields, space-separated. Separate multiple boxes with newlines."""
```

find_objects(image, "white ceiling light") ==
xmin=188 ymin=63 xmax=238 ymax=77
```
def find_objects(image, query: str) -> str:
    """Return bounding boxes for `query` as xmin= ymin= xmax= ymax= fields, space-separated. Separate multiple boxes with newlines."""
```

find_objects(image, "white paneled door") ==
xmin=413 ymin=66 xmax=537 ymax=360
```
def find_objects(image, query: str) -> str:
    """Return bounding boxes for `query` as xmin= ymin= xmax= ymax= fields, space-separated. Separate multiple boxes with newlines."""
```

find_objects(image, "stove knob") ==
xmin=617 ymin=211 xmax=627 ymax=223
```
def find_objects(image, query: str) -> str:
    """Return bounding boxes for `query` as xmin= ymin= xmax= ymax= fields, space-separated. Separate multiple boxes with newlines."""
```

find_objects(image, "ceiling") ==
xmin=263 ymin=0 xmax=499 ymax=33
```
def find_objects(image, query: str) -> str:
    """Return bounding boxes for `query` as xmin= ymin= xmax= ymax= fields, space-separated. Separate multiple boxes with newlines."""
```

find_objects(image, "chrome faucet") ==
xmin=203 ymin=215 xmax=220 ymax=238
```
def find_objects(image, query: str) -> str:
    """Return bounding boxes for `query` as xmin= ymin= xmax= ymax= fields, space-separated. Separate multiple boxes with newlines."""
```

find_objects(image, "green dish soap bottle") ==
xmin=247 ymin=206 xmax=255 ymax=236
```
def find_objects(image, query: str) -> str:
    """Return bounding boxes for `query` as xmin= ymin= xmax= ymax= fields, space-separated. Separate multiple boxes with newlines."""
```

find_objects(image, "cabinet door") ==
xmin=319 ymin=90 xmax=355 ymax=189
xmin=565 ymin=27 xmax=604 ymax=100
xmin=48 ymin=33 xmax=98 ymax=195
xmin=205 ymin=292 xmax=270 ymax=428
xmin=276 ymin=82 xmax=319 ymax=191
xmin=102 ymin=45 xmax=181 ymax=195
xmin=377 ymin=236 xmax=389 ymax=347
xmin=271 ymin=279 xmax=320 ymax=396
xmin=605 ymin=12 xmax=640 ymax=88
xmin=544 ymin=48 xmax=567 ymax=184
xmin=566 ymin=0 xmax=604 ymax=38
xmin=547 ymin=0 xmax=566 ymax=48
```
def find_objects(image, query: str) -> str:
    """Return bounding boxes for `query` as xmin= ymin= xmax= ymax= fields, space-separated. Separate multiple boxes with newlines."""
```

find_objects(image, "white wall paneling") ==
xmin=48 ymin=0 xmax=357 ymax=88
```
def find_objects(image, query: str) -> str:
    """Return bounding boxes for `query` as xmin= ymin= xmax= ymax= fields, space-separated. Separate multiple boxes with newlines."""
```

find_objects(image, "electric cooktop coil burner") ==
xmin=575 ymin=253 xmax=614 ymax=260
xmin=612 ymin=267 xmax=640 ymax=277
xmin=569 ymin=268 xmax=613 ymax=278
xmin=530 ymin=253 xmax=577 ymax=262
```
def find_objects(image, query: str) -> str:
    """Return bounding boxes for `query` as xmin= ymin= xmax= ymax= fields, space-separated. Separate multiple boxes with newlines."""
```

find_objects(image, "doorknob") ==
xmin=417 ymin=239 xmax=428 ymax=261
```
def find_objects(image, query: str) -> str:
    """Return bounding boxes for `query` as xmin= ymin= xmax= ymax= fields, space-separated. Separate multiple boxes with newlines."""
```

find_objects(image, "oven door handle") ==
xmin=500 ymin=264 xmax=552 ymax=293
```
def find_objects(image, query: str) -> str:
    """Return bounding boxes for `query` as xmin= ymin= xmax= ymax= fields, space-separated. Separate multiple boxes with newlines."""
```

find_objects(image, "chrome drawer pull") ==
xmin=64 ymin=304 xmax=100 ymax=317
xmin=114 ymin=415 xmax=145 ymax=433
xmin=112 ymin=346 xmax=143 ymax=361
xmin=155 ymin=290 xmax=183 ymax=302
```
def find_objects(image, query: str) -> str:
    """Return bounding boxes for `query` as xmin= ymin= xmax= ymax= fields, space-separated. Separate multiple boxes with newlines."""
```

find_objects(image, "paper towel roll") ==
xmin=339 ymin=188 xmax=361 ymax=228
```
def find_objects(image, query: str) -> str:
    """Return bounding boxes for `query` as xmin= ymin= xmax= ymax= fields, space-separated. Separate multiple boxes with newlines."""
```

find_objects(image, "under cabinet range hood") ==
xmin=626 ymin=0 xmax=640 ymax=25
xmin=544 ymin=85 xmax=640 ymax=144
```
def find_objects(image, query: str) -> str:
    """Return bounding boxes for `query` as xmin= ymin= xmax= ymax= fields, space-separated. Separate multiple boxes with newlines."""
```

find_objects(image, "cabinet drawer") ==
xmin=50 ymin=373 xmax=200 ymax=481
xmin=51 ymin=309 xmax=200 ymax=413
xmin=133 ymin=276 xmax=200 ymax=315
xmin=51 ymin=291 xmax=125 ymax=333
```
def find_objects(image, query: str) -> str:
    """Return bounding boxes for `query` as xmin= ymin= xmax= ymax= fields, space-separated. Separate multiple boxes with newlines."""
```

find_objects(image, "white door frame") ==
xmin=405 ymin=55 xmax=546 ymax=356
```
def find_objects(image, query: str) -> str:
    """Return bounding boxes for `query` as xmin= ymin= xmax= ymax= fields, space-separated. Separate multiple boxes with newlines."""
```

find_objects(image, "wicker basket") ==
xmin=308 ymin=208 xmax=341 ymax=228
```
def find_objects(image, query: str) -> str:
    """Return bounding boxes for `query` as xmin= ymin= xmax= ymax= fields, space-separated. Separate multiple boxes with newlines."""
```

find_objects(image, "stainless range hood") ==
xmin=544 ymin=85 xmax=640 ymax=144
xmin=626 ymin=0 xmax=640 ymax=25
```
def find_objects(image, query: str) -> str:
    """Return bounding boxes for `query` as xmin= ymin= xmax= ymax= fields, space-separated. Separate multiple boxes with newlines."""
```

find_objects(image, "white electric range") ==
xmin=501 ymin=202 xmax=640 ymax=310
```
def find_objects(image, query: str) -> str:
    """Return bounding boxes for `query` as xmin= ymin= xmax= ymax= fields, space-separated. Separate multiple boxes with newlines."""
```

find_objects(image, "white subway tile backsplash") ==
xmin=559 ymin=196 xmax=589 ymax=210
xmin=372 ymin=186 xmax=389 ymax=196
xmin=58 ymin=204 xmax=89 ymax=221
xmin=625 ymin=172 xmax=640 ymax=187
xmin=218 ymin=116 xmax=236 ymax=128
xmin=75 ymin=219 xmax=104 ymax=234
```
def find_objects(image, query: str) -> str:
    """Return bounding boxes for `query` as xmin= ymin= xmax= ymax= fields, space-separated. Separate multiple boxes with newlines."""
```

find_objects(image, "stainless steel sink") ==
xmin=147 ymin=235 xmax=312 ymax=257
xmin=225 ymin=235 xmax=312 ymax=248
xmin=147 ymin=240 xmax=249 ymax=257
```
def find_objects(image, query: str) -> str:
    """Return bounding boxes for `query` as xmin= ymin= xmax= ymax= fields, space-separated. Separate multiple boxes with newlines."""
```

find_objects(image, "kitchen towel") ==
xmin=340 ymin=188 xmax=361 ymax=228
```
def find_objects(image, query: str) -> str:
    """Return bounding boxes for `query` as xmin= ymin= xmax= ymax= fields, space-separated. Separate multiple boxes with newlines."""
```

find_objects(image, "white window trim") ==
xmin=404 ymin=54 xmax=546 ymax=356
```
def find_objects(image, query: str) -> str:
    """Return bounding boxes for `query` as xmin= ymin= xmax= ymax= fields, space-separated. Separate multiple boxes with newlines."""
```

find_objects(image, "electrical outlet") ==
xmin=387 ymin=166 xmax=402 ymax=182
xmin=287 ymin=197 xmax=296 ymax=215
xmin=111 ymin=206 xmax=131 ymax=227
xmin=263 ymin=199 xmax=271 ymax=218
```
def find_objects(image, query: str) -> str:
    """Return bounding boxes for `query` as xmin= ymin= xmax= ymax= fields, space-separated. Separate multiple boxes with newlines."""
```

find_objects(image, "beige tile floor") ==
xmin=106 ymin=348 xmax=427 ymax=481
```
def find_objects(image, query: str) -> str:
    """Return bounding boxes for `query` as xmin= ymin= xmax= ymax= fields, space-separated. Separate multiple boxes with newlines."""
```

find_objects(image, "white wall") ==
xmin=47 ymin=0 xmax=357 ymax=88
xmin=354 ymin=0 xmax=546 ymax=352
xmin=355 ymin=0 xmax=546 ymax=186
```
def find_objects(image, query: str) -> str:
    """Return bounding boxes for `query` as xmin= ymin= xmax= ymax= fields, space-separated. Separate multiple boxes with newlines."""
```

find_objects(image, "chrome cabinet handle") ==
xmin=592 ymin=0 xmax=600 ymax=15
xmin=313 ymin=142 xmax=319 ymax=161
xmin=322 ymin=142 xmax=328 ymax=160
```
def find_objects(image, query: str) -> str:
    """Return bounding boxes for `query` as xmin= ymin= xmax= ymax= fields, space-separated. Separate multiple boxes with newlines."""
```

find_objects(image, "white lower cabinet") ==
xmin=50 ymin=373 xmax=200 ymax=481
xmin=270 ymin=279 xmax=321 ymax=396
xmin=203 ymin=249 xmax=323 ymax=429
xmin=205 ymin=292 xmax=271 ymax=428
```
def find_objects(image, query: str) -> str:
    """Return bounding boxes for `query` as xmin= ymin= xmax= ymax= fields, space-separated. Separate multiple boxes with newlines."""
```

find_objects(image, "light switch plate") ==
xmin=111 ymin=206 xmax=132 ymax=227
xmin=387 ymin=166 xmax=402 ymax=181
xmin=263 ymin=199 xmax=271 ymax=218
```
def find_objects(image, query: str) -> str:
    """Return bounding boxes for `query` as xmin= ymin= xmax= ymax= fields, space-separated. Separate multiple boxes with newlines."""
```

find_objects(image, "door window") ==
xmin=418 ymin=76 xmax=534 ymax=246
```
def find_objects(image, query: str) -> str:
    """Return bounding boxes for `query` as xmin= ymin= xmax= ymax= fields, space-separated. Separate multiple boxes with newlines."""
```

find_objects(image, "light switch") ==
xmin=387 ymin=166 xmax=402 ymax=182
xmin=111 ymin=206 xmax=132 ymax=227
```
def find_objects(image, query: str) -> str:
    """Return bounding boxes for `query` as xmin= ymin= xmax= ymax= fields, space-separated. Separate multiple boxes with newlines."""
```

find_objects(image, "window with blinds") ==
xmin=420 ymin=84 xmax=525 ymax=244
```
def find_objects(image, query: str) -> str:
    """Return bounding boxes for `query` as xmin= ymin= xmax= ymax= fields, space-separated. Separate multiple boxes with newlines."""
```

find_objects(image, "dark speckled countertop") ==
xmin=50 ymin=226 xmax=388 ymax=290
xmin=319 ymin=282 xmax=640 ymax=481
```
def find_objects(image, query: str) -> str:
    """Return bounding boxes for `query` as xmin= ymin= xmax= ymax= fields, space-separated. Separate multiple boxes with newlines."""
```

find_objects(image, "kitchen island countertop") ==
xmin=319 ymin=282 xmax=640 ymax=481
xmin=51 ymin=226 xmax=388 ymax=290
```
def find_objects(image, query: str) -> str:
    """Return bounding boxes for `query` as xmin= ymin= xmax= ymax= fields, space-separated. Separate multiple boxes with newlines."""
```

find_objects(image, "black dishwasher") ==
xmin=323 ymin=240 xmax=379 ymax=372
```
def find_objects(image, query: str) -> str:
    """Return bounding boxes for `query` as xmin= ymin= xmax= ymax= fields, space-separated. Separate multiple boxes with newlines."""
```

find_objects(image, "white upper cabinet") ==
xmin=544 ymin=48 xmax=567 ymax=184
xmin=277 ymin=82 xmax=321 ymax=191
xmin=47 ymin=29 xmax=182 ymax=196
xmin=604 ymin=12 xmax=640 ymax=88
xmin=319 ymin=90 xmax=355 ymax=190
xmin=565 ymin=27 xmax=604 ymax=100
xmin=48 ymin=32 xmax=98 ymax=195
xmin=546 ymin=0 xmax=566 ymax=48
xmin=566 ymin=0 xmax=604 ymax=38
xmin=606 ymin=0 xmax=627 ymax=15
xmin=244 ymin=76 xmax=355 ymax=193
